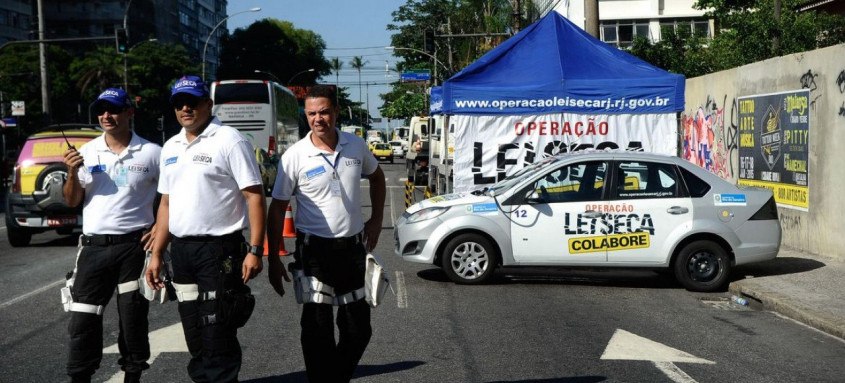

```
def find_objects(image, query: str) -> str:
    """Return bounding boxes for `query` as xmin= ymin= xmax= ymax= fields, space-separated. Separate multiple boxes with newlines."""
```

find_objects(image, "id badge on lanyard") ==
xmin=321 ymin=153 xmax=342 ymax=198
xmin=113 ymin=162 xmax=129 ymax=187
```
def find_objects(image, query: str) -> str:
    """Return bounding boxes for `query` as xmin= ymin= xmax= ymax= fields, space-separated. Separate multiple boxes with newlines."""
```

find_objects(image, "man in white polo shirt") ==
xmin=267 ymin=85 xmax=386 ymax=382
xmin=146 ymin=75 xmax=264 ymax=383
xmin=62 ymin=87 xmax=160 ymax=383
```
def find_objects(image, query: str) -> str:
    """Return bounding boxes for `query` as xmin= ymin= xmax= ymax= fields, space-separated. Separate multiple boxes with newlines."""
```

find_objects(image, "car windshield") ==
xmin=376 ymin=144 xmax=389 ymax=149
xmin=488 ymin=156 xmax=561 ymax=194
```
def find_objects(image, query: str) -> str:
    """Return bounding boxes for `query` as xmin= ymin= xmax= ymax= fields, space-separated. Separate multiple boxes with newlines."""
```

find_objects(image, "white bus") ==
xmin=210 ymin=79 xmax=300 ymax=156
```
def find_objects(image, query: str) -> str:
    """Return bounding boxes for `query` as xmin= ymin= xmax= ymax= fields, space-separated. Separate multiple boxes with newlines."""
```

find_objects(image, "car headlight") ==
xmin=406 ymin=206 xmax=450 ymax=223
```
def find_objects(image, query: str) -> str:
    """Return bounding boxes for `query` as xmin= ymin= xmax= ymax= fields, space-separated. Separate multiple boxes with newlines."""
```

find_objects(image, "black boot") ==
xmin=124 ymin=371 xmax=142 ymax=383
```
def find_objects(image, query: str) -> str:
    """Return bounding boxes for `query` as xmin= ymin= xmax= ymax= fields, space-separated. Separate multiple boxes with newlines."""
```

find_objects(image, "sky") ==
xmin=226 ymin=0 xmax=408 ymax=130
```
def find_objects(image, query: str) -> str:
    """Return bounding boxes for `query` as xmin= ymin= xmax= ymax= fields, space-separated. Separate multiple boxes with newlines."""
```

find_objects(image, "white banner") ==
xmin=453 ymin=113 xmax=678 ymax=192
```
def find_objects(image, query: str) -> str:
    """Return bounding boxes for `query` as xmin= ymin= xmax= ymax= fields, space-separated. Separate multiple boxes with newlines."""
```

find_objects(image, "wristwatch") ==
xmin=248 ymin=244 xmax=264 ymax=256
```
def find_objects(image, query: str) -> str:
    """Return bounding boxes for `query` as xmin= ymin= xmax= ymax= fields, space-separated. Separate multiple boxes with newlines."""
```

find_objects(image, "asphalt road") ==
xmin=1 ymin=160 xmax=844 ymax=382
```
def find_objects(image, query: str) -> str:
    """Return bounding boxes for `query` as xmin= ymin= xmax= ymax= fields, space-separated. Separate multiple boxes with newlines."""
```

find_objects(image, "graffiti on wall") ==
xmin=799 ymin=69 xmax=822 ymax=109
xmin=681 ymin=95 xmax=739 ymax=180
xmin=837 ymin=70 xmax=845 ymax=118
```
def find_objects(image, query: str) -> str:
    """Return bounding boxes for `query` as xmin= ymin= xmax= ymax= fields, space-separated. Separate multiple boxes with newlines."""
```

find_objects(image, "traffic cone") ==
xmin=263 ymin=234 xmax=288 ymax=256
xmin=283 ymin=205 xmax=296 ymax=238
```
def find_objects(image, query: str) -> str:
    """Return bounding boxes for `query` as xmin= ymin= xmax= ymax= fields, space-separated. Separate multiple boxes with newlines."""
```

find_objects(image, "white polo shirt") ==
xmin=158 ymin=118 xmax=262 ymax=237
xmin=272 ymin=129 xmax=378 ymax=238
xmin=76 ymin=132 xmax=161 ymax=235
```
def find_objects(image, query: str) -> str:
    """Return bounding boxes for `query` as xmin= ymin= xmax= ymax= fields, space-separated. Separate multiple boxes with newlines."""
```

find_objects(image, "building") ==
xmin=553 ymin=0 xmax=712 ymax=48
xmin=37 ymin=0 xmax=228 ymax=80
xmin=0 ymin=0 xmax=33 ymax=45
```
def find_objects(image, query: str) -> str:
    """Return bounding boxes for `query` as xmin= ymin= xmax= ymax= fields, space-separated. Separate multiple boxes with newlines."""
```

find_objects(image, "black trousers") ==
xmin=66 ymin=241 xmax=150 ymax=380
xmin=171 ymin=233 xmax=249 ymax=383
xmin=296 ymin=234 xmax=372 ymax=383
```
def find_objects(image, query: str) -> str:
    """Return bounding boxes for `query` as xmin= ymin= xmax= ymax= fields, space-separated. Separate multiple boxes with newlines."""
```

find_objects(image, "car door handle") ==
xmin=583 ymin=210 xmax=603 ymax=219
xmin=667 ymin=206 xmax=689 ymax=215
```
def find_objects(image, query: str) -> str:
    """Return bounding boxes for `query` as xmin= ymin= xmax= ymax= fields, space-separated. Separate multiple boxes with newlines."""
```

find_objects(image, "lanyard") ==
xmin=320 ymin=153 xmax=340 ymax=179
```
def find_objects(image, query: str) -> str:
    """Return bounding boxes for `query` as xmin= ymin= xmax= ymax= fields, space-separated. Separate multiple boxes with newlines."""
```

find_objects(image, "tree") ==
xmin=69 ymin=47 xmax=124 ymax=108
xmin=349 ymin=56 xmax=367 ymax=121
xmin=631 ymin=0 xmax=845 ymax=76
xmin=217 ymin=18 xmax=331 ymax=83
xmin=383 ymin=0 xmax=536 ymax=119
xmin=126 ymin=41 xmax=198 ymax=142
xmin=329 ymin=57 xmax=343 ymax=106
xmin=0 ymin=44 xmax=75 ymax=125
xmin=379 ymin=82 xmax=426 ymax=120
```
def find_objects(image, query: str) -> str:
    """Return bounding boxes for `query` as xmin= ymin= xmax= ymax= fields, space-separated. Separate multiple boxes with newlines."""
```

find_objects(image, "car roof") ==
xmin=30 ymin=124 xmax=102 ymax=139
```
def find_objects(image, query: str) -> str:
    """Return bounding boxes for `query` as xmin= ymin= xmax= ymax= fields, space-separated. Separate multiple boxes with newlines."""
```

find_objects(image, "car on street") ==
xmin=5 ymin=125 xmax=102 ymax=246
xmin=394 ymin=150 xmax=781 ymax=292
xmin=371 ymin=142 xmax=394 ymax=163
xmin=255 ymin=147 xmax=277 ymax=196
xmin=389 ymin=140 xmax=405 ymax=158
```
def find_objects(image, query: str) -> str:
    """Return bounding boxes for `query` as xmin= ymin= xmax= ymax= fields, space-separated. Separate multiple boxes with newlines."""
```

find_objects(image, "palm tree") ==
xmin=330 ymin=57 xmax=343 ymax=106
xmin=349 ymin=56 xmax=367 ymax=123
xmin=70 ymin=46 xmax=123 ymax=101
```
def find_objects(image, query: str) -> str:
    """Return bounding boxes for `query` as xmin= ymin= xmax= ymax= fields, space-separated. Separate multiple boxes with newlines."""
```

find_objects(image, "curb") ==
xmin=729 ymin=281 xmax=845 ymax=340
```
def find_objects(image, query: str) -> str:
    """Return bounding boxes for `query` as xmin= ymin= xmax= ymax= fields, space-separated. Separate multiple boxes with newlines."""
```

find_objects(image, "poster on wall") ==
xmin=736 ymin=89 xmax=809 ymax=211
xmin=452 ymin=113 xmax=678 ymax=193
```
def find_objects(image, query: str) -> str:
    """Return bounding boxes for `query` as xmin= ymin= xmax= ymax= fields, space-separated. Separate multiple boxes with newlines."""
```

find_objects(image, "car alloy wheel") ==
xmin=441 ymin=233 xmax=497 ymax=284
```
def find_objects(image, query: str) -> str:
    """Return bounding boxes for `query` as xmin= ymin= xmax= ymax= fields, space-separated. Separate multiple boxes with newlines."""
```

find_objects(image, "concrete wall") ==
xmin=683 ymin=43 xmax=845 ymax=259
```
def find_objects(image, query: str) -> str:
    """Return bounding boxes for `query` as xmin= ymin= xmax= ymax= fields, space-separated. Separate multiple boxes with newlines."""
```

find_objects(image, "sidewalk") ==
xmin=729 ymin=246 xmax=845 ymax=340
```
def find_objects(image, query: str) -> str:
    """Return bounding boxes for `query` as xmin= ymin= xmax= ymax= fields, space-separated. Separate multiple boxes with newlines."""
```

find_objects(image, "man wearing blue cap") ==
xmin=146 ymin=75 xmax=265 ymax=383
xmin=62 ymin=88 xmax=161 ymax=383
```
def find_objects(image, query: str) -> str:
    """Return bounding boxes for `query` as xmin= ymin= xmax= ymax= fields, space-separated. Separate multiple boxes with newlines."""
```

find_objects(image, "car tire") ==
xmin=390 ymin=157 xmax=394 ymax=164
xmin=441 ymin=233 xmax=498 ymax=284
xmin=7 ymin=225 xmax=33 ymax=247
xmin=673 ymin=240 xmax=731 ymax=292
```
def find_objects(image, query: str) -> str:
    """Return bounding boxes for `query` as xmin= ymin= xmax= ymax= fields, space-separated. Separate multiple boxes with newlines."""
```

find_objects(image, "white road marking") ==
xmin=601 ymin=329 xmax=713 ymax=383
xmin=654 ymin=361 xmax=700 ymax=383
xmin=104 ymin=322 xmax=187 ymax=382
xmin=395 ymin=271 xmax=408 ymax=308
xmin=388 ymin=187 xmax=396 ymax=226
xmin=0 ymin=279 xmax=64 ymax=309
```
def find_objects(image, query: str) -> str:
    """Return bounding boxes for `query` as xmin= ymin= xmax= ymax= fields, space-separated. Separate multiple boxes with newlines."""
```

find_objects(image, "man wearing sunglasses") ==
xmin=146 ymin=75 xmax=265 ymax=383
xmin=62 ymin=88 xmax=161 ymax=383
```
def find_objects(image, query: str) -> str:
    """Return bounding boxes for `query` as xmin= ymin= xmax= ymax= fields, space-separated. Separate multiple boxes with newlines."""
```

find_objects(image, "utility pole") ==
xmin=584 ymin=0 xmax=600 ymax=38
xmin=447 ymin=17 xmax=453 ymax=75
xmin=37 ymin=0 xmax=50 ymax=117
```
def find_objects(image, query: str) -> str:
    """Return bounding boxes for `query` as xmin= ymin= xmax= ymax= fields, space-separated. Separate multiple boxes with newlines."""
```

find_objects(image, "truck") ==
xmin=340 ymin=125 xmax=365 ymax=138
xmin=365 ymin=129 xmax=384 ymax=145
xmin=427 ymin=115 xmax=454 ymax=195
xmin=405 ymin=117 xmax=430 ymax=185
xmin=390 ymin=126 xmax=411 ymax=153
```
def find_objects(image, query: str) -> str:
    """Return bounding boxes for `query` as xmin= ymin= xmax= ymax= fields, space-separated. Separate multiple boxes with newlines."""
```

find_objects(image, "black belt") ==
xmin=81 ymin=229 xmax=145 ymax=246
xmin=172 ymin=231 xmax=244 ymax=244
xmin=297 ymin=231 xmax=363 ymax=249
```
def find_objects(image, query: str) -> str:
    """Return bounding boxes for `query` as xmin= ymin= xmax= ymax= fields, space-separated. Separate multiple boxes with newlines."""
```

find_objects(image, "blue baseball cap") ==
xmin=93 ymin=88 xmax=131 ymax=109
xmin=170 ymin=75 xmax=209 ymax=102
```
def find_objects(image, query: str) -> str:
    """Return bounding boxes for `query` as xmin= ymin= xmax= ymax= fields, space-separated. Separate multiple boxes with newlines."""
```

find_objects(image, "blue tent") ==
xmin=441 ymin=11 xmax=684 ymax=115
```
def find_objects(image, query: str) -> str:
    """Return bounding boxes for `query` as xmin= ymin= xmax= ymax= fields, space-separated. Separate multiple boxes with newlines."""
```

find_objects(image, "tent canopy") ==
xmin=441 ymin=11 xmax=685 ymax=115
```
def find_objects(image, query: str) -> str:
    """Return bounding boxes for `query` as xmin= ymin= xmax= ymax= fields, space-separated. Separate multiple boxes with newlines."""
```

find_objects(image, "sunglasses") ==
xmin=95 ymin=104 xmax=127 ymax=116
xmin=171 ymin=96 xmax=204 ymax=110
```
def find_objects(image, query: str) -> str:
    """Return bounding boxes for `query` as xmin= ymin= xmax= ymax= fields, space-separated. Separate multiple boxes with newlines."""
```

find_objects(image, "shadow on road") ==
xmin=730 ymin=256 xmax=825 ymax=279
xmin=487 ymin=377 xmax=606 ymax=383
xmin=242 ymin=360 xmax=426 ymax=382
xmin=416 ymin=267 xmax=679 ymax=290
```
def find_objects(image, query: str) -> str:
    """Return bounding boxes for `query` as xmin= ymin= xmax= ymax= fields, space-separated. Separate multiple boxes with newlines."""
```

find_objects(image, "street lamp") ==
xmin=254 ymin=69 xmax=281 ymax=83
xmin=385 ymin=46 xmax=450 ymax=84
xmin=202 ymin=7 xmax=261 ymax=80
xmin=287 ymin=68 xmax=315 ymax=85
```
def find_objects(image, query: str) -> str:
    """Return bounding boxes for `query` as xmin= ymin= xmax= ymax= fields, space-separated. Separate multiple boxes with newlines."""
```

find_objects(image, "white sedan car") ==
xmin=394 ymin=151 xmax=781 ymax=292
xmin=389 ymin=141 xmax=405 ymax=158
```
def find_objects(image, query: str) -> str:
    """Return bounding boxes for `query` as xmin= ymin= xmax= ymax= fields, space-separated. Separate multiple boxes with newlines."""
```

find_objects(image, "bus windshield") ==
xmin=213 ymin=83 xmax=270 ymax=104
